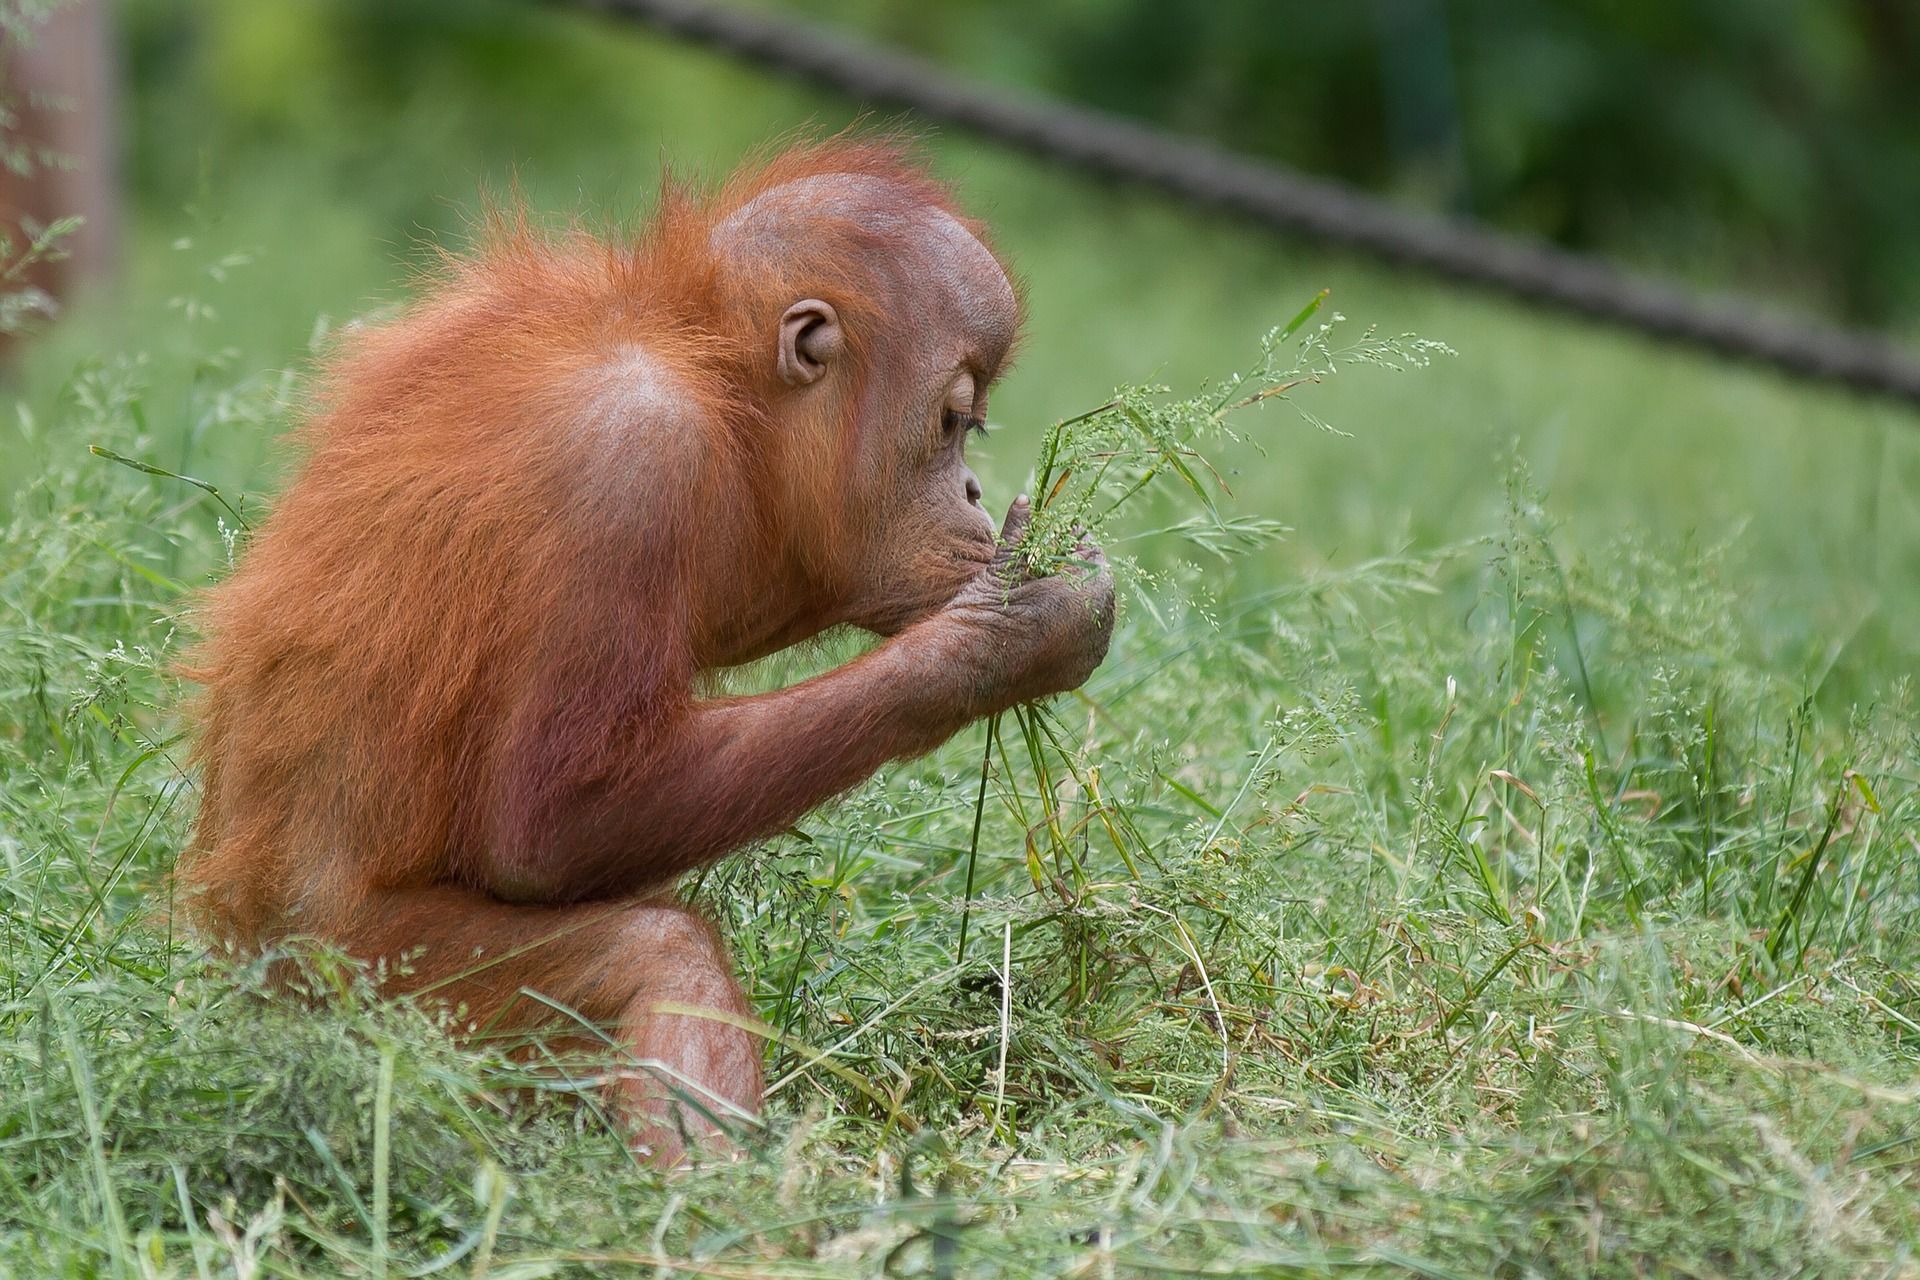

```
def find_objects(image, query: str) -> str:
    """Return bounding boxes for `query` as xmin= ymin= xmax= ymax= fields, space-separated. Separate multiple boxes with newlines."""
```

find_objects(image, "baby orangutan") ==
xmin=183 ymin=139 xmax=1114 ymax=1162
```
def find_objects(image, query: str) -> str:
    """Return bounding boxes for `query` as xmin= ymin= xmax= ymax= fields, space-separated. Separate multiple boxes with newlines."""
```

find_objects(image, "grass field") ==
xmin=5 ymin=4 xmax=1920 ymax=1275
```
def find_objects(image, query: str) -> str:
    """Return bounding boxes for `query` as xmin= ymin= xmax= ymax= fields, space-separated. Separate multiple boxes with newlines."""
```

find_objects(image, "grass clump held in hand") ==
xmin=957 ymin=292 xmax=1454 ymax=963
xmin=1013 ymin=290 xmax=1454 ymax=578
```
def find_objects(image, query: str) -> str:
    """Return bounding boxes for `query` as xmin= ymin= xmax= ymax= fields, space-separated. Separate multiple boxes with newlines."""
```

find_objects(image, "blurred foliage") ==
xmin=0 ymin=0 xmax=1881 ymax=706
xmin=750 ymin=0 xmax=1920 ymax=331
xmin=114 ymin=0 xmax=1920 ymax=332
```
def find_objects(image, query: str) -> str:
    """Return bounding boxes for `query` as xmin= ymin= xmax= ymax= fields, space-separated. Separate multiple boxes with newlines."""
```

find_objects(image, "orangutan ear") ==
xmin=777 ymin=299 xmax=843 ymax=387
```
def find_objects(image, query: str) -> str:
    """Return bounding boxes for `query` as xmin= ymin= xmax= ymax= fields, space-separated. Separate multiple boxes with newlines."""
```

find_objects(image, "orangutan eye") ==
xmin=943 ymin=369 xmax=984 ymax=443
xmin=944 ymin=409 xmax=987 ymax=438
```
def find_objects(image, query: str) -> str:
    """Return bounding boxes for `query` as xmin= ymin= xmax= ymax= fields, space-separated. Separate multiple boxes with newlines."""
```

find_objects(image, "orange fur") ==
xmin=179 ymin=136 xmax=1048 ymax=1161
xmin=183 ymin=136 xmax=993 ymax=939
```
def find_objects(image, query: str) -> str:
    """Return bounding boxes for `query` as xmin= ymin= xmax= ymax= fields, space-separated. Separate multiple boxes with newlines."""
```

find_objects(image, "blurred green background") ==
xmin=11 ymin=0 xmax=1920 ymax=688
xmin=758 ymin=0 xmax=1920 ymax=331
xmin=110 ymin=0 xmax=1920 ymax=330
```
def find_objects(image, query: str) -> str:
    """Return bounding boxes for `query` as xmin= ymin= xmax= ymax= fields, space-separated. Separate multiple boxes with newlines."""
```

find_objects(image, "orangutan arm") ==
xmin=480 ymin=547 xmax=1112 ymax=904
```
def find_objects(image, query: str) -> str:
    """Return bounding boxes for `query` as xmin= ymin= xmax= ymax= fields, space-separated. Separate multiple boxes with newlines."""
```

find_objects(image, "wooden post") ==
xmin=1 ymin=0 xmax=121 ymax=343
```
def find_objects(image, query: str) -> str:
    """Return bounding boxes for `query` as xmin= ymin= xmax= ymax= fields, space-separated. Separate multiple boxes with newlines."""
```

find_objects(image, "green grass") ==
xmin=5 ymin=2 xmax=1920 ymax=1274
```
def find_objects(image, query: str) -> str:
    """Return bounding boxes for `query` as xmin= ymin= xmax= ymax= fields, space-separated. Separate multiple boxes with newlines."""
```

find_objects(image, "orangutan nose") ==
xmin=964 ymin=472 xmax=983 ymax=505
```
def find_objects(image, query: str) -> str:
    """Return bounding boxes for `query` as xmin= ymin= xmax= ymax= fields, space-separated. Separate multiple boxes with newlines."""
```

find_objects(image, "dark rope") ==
xmin=572 ymin=0 xmax=1920 ymax=408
